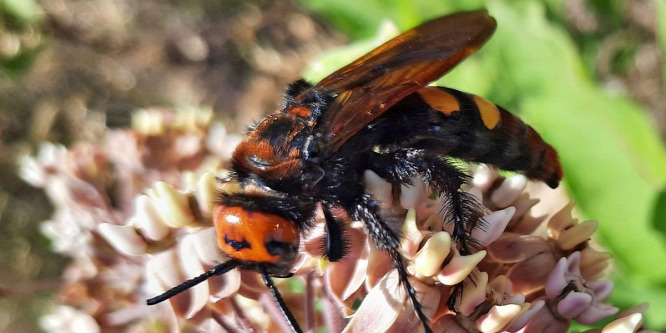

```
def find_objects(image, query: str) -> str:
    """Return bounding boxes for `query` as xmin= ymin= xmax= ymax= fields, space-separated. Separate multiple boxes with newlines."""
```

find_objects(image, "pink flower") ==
xmin=23 ymin=109 xmax=650 ymax=333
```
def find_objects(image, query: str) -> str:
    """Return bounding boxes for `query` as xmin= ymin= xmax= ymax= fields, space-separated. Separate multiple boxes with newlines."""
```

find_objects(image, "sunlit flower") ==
xmin=39 ymin=305 xmax=100 ymax=333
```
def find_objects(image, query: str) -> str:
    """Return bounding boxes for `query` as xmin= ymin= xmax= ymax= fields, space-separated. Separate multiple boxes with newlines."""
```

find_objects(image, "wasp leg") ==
xmin=261 ymin=271 xmax=303 ymax=333
xmin=369 ymin=150 xmax=483 ymax=313
xmin=368 ymin=149 xmax=482 ymax=254
xmin=346 ymin=195 xmax=433 ymax=333
xmin=323 ymin=204 xmax=347 ymax=262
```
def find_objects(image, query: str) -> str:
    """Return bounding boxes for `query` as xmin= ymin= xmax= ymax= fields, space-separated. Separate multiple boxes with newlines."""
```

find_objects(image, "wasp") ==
xmin=147 ymin=10 xmax=562 ymax=333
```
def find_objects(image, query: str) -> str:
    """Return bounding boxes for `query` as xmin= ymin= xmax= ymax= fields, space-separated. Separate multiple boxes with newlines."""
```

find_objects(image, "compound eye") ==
xmin=265 ymin=240 xmax=287 ymax=255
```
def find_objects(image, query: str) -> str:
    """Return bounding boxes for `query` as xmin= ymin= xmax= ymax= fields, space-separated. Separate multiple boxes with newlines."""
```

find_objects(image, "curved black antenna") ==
xmin=261 ymin=272 xmax=303 ymax=333
xmin=146 ymin=260 xmax=239 ymax=305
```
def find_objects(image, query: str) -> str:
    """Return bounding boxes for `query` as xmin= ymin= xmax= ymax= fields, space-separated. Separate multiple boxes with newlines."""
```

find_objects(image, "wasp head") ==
xmin=214 ymin=204 xmax=300 ymax=276
xmin=214 ymin=188 xmax=315 ymax=276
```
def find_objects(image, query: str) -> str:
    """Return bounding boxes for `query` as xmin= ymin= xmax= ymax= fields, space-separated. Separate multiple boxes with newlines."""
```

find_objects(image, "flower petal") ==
xmin=130 ymin=194 xmax=170 ymax=241
xmin=576 ymin=303 xmax=618 ymax=325
xmin=601 ymin=313 xmax=643 ymax=333
xmin=546 ymin=257 xmax=569 ymax=298
xmin=437 ymin=250 xmax=486 ymax=285
xmin=589 ymin=280 xmax=614 ymax=302
xmin=557 ymin=292 xmax=592 ymax=319
xmin=459 ymin=271 xmax=489 ymax=316
xmin=344 ymin=270 xmax=439 ymax=333
xmin=414 ymin=232 xmax=452 ymax=277
xmin=507 ymin=251 xmax=558 ymax=294
xmin=558 ymin=220 xmax=598 ymax=250
xmin=400 ymin=181 xmax=426 ymax=209
xmin=476 ymin=304 xmax=522 ymax=333
xmin=472 ymin=207 xmax=515 ymax=247
xmin=491 ymin=175 xmax=527 ymax=208
xmin=150 ymin=181 xmax=195 ymax=228
xmin=177 ymin=234 xmax=211 ymax=318
xmin=504 ymin=300 xmax=545 ymax=332
xmin=98 ymin=223 xmax=147 ymax=256
xmin=195 ymin=171 xmax=217 ymax=216
xmin=364 ymin=170 xmax=393 ymax=209
xmin=401 ymin=209 xmax=423 ymax=256
xmin=472 ymin=164 xmax=499 ymax=192
xmin=365 ymin=241 xmax=393 ymax=289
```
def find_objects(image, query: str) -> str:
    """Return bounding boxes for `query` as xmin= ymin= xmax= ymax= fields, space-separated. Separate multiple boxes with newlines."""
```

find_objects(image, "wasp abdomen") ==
xmin=417 ymin=87 xmax=562 ymax=188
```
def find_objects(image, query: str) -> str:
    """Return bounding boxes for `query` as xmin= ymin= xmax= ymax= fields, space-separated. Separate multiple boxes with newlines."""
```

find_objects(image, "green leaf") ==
xmin=651 ymin=186 xmax=666 ymax=237
xmin=303 ymin=21 xmax=401 ymax=82
xmin=297 ymin=0 xmax=487 ymax=39
xmin=297 ymin=0 xmax=388 ymax=39
xmin=2 ymin=0 xmax=42 ymax=24
xmin=611 ymin=271 xmax=666 ymax=329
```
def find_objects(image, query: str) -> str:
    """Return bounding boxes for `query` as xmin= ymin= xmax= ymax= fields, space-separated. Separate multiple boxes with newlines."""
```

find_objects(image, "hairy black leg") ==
xmin=369 ymin=150 xmax=481 ymax=254
xmin=369 ymin=149 xmax=483 ymax=313
xmin=444 ymin=187 xmax=473 ymax=255
xmin=261 ymin=271 xmax=303 ymax=333
xmin=323 ymin=204 xmax=347 ymax=262
xmin=346 ymin=196 xmax=432 ymax=333
xmin=419 ymin=160 xmax=482 ymax=312
xmin=147 ymin=260 xmax=239 ymax=305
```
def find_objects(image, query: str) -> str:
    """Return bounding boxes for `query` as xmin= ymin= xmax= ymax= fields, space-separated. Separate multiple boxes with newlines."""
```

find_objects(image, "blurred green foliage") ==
xmin=299 ymin=0 xmax=666 ymax=330
xmin=1 ymin=0 xmax=41 ymax=25
xmin=0 ymin=0 xmax=43 ymax=75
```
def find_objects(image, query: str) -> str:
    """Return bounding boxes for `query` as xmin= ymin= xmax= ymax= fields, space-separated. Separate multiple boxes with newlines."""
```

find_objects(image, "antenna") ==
xmin=147 ymin=260 xmax=239 ymax=305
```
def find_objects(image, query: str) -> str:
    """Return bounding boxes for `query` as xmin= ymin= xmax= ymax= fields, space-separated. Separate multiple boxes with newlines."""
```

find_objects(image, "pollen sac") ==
xmin=213 ymin=205 xmax=300 ymax=274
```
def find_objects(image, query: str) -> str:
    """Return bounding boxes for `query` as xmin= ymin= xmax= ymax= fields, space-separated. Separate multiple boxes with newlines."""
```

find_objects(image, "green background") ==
xmin=297 ymin=0 xmax=666 ymax=330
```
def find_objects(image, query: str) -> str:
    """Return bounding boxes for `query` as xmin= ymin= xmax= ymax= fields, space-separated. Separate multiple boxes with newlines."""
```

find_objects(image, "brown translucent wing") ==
xmin=311 ymin=10 xmax=497 ymax=152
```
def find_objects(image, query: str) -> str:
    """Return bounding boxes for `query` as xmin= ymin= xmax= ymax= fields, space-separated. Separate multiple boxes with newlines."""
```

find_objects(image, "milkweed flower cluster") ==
xmin=21 ymin=107 xmax=652 ymax=332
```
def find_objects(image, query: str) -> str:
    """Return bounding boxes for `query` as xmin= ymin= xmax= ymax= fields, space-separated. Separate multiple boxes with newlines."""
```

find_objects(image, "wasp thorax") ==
xmin=213 ymin=205 xmax=300 ymax=274
xmin=231 ymin=113 xmax=311 ymax=181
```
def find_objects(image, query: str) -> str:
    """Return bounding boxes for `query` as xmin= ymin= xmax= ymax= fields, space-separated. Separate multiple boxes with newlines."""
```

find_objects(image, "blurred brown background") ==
xmin=0 ymin=1 xmax=340 ymax=331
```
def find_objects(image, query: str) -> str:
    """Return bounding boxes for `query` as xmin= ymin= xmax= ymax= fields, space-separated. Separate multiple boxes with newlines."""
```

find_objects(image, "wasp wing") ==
xmin=310 ymin=10 xmax=496 ymax=152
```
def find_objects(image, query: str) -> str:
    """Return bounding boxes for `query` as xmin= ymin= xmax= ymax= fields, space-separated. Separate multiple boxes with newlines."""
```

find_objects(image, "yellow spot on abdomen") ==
xmin=472 ymin=95 xmax=500 ymax=129
xmin=418 ymin=87 xmax=460 ymax=115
